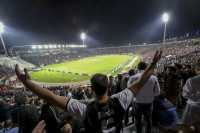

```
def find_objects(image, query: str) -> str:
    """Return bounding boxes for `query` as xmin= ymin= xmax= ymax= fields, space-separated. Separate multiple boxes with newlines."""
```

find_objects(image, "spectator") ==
xmin=40 ymin=102 xmax=66 ymax=133
xmin=0 ymin=118 xmax=19 ymax=133
xmin=164 ymin=66 xmax=182 ymax=107
xmin=153 ymin=91 xmax=178 ymax=126
xmin=181 ymin=59 xmax=200 ymax=133
xmin=127 ymin=62 xmax=160 ymax=133
xmin=11 ymin=95 xmax=39 ymax=133
xmin=115 ymin=74 xmax=123 ymax=94
xmin=123 ymin=69 xmax=136 ymax=126
xmin=156 ymin=73 xmax=165 ymax=90
xmin=175 ymin=63 xmax=190 ymax=85
xmin=108 ymin=76 xmax=116 ymax=96
xmin=14 ymin=49 xmax=162 ymax=133
xmin=0 ymin=99 xmax=18 ymax=122
xmin=186 ymin=64 xmax=196 ymax=77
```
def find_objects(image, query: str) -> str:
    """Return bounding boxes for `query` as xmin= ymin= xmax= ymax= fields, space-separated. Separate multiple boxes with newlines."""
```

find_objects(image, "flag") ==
xmin=196 ymin=30 xmax=199 ymax=35
xmin=186 ymin=33 xmax=189 ymax=37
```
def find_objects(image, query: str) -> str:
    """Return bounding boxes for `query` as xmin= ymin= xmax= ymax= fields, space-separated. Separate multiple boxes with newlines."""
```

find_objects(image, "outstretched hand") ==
xmin=15 ymin=64 xmax=31 ymax=84
xmin=152 ymin=49 xmax=162 ymax=64
xmin=32 ymin=120 xmax=46 ymax=133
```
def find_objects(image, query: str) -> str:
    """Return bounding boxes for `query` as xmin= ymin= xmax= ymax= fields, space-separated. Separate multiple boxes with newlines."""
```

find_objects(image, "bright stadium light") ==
xmin=163 ymin=13 xmax=169 ymax=22
xmin=81 ymin=33 xmax=86 ymax=45
xmin=32 ymin=45 xmax=37 ymax=49
xmin=0 ymin=22 xmax=8 ymax=56
xmin=162 ymin=13 xmax=169 ymax=43
xmin=44 ymin=45 xmax=48 ymax=49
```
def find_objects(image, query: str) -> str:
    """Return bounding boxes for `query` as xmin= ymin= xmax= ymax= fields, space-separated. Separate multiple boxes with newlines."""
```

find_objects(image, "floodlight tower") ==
xmin=0 ymin=22 xmax=8 ymax=56
xmin=81 ymin=33 xmax=86 ymax=45
xmin=162 ymin=13 xmax=169 ymax=44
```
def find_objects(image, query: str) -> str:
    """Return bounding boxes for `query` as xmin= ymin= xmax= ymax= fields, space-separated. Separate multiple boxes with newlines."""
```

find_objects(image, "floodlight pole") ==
xmin=83 ymin=38 xmax=85 ymax=45
xmin=0 ymin=33 xmax=8 ymax=56
xmin=163 ymin=22 xmax=167 ymax=44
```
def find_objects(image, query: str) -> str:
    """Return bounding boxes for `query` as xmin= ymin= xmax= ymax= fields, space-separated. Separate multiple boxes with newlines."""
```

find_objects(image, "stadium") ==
xmin=0 ymin=1 xmax=200 ymax=133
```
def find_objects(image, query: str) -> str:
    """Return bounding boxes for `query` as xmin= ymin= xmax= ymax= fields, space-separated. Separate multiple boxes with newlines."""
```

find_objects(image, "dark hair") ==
xmin=167 ymin=66 xmax=176 ymax=73
xmin=16 ymin=95 xmax=26 ymax=105
xmin=158 ymin=90 xmax=166 ymax=100
xmin=128 ymin=69 xmax=135 ymax=76
xmin=175 ymin=63 xmax=182 ymax=69
xmin=186 ymin=65 xmax=191 ymax=69
xmin=0 ymin=100 xmax=6 ymax=106
xmin=156 ymin=73 xmax=162 ymax=79
xmin=109 ymin=76 xmax=113 ymax=79
xmin=138 ymin=62 xmax=147 ymax=70
xmin=117 ymin=74 xmax=123 ymax=81
xmin=4 ymin=118 xmax=13 ymax=128
xmin=90 ymin=73 xmax=108 ymax=95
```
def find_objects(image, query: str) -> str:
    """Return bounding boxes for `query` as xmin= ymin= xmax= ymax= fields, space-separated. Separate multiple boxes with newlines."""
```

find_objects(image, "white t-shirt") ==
xmin=66 ymin=88 xmax=134 ymax=120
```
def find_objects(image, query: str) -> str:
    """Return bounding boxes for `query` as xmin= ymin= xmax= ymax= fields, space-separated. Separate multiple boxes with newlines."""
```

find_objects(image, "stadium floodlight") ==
xmin=44 ymin=45 xmax=48 ymax=49
xmin=54 ymin=45 xmax=57 ymax=48
xmin=162 ymin=13 xmax=169 ymax=43
xmin=163 ymin=13 xmax=169 ymax=22
xmin=32 ymin=45 xmax=37 ymax=49
xmin=81 ymin=33 xmax=86 ymax=45
xmin=38 ymin=45 xmax=43 ymax=49
xmin=0 ymin=22 xmax=8 ymax=56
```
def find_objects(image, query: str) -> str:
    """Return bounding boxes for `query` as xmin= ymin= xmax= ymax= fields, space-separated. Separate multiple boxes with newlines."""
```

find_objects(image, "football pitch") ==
xmin=30 ymin=55 xmax=140 ymax=83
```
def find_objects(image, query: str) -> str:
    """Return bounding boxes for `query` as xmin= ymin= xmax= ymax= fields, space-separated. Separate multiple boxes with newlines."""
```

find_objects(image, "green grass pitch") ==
xmin=30 ymin=55 xmax=138 ymax=83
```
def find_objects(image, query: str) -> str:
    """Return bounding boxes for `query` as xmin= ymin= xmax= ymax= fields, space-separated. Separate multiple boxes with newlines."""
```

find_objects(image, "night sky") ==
xmin=0 ymin=0 xmax=200 ymax=48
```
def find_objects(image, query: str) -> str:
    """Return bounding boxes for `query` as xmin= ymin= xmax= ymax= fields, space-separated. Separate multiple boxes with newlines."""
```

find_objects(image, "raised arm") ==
xmin=15 ymin=64 xmax=69 ymax=111
xmin=128 ymin=49 xmax=162 ymax=95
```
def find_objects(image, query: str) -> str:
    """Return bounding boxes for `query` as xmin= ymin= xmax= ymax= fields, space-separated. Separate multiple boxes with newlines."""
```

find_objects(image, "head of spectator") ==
xmin=158 ymin=90 xmax=166 ymax=100
xmin=174 ymin=63 xmax=182 ymax=71
xmin=91 ymin=73 xmax=108 ymax=96
xmin=156 ymin=72 xmax=163 ymax=80
xmin=3 ymin=118 xmax=13 ymax=130
xmin=4 ymin=98 xmax=11 ymax=104
xmin=128 ymin=69 xmax=135 ymax=77
xmin=0 ymin=99 xmax=6 ymax=106
xmin=16 ymin=95 xmax=26 ymax=106
xmin=138 ymin=62 xmax=147 ymax=71
xmin=166 ymin=66 xmax=176 ymax=75
xmin=117 ymin=74 xmax=123 ymax=82
xmin=186 ymin=64 xmax=192 ymax=71
xmin=109 ymin=76 xmax=114 ymax=84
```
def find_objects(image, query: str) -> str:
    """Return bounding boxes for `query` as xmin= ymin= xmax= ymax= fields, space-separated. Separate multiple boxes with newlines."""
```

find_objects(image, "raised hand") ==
xmin=32 ymin=120 xmax=46 ymax=133
xmin=152 ymin=49 xmax=162 ymax=64
xmin=15 ymin=64 xmax=31 ymax=84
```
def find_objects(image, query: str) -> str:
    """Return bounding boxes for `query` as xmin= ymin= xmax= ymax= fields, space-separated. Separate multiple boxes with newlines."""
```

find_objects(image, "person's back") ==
xmin=127 ymin=62 xmax=160 ymax=133
xmin=11 ymin=96 xmax=39 ymax=133
xmin=84 ymin=97 xmax=125 ymax=133
xmin=182 ymin=60 xmax=200 ymax=133
xmin=153 ymin=91 xmax=178 ymax=126
xmin=0 ymin=100 xmax=18 ymax=122
xmin=183 ymin=75 xmax=200 ymax=106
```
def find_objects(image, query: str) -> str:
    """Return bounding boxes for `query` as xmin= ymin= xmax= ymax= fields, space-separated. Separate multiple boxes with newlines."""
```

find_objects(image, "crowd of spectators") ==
xmin=0 ymin=39 xmax=200 ymax=133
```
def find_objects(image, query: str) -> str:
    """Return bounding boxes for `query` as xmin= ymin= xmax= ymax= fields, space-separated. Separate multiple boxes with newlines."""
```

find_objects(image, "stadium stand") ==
xmin=1 ymin=38 xmax=200 ymax=133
